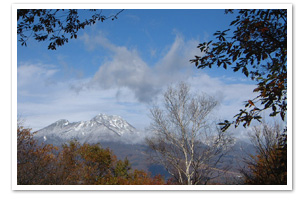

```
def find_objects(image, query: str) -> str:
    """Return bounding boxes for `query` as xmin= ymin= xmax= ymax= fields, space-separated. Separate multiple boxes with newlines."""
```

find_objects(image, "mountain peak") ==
xmin=92 ymin=113 xmax=122 ymax=122
xmin=35 ymin=113 xmax=141 ymax=145
xmin=55 ymin=119 xmax=69 ymax=125
xmin=91 ymin=113 xmax=135 ymax=135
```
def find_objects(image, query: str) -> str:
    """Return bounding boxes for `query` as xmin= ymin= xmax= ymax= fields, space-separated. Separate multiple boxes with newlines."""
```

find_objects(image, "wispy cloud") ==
xmin=17 ymin=63 xmax=59 ymax=88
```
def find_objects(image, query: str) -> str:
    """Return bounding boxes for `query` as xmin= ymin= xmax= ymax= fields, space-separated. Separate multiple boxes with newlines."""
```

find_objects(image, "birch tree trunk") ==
xmin=146 ymin=82 xmax=234 ymax=185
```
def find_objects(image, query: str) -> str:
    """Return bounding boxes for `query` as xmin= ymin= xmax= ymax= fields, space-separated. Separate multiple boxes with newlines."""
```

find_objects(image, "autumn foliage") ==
xmin=240 ymin=124 xmax=287 ymax=185
xmin=17 ymin=125 xmax=165 ymax=185
xmin=17 ymin=125 xmax=58 ymax=184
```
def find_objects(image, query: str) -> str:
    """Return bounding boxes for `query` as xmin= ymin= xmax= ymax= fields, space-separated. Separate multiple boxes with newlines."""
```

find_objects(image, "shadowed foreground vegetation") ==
xmin=17 ymin=122 xmax=287 ymax=185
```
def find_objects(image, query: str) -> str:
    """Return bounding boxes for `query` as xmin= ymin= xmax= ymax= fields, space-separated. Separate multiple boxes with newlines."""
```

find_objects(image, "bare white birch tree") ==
xmin=146 ymin=82 xmax=234 ymax=185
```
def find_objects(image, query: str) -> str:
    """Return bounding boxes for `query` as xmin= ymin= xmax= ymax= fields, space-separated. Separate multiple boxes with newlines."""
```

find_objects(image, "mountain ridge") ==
xmin=35 ymin=113 xmax=144 ymax=145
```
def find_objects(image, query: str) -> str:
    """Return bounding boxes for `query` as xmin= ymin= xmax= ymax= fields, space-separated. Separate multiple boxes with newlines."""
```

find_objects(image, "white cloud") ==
xmin=188 ymin=73 xmax=257 ymax=120
xmin=90 ymin=45 xmax=156 ymax=103
xmin=81 ymin=32 xmax=202 ymax=103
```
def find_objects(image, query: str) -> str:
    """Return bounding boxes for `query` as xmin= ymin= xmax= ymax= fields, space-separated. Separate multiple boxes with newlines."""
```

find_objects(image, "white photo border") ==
xmin=12 ymin=3 xmax=293 ymax=191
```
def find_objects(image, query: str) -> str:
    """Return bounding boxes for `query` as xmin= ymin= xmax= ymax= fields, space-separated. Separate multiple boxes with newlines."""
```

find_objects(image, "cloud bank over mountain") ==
xmin=17 ymin=34 xmax=257 ymax=134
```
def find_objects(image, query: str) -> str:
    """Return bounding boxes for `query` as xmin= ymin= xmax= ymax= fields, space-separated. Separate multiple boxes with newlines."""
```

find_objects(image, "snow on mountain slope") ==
xmin=34 ymin=113 xmax=143 ymax=145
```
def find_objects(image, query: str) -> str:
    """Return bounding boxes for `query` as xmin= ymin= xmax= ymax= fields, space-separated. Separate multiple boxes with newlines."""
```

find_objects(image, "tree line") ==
xmin=17 ymin=124 xmax=165 ymax=185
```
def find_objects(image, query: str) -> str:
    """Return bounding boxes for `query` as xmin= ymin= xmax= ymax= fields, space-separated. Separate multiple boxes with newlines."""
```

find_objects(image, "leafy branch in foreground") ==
xmin=17 ymin=9 xmax=124 ymax=50
xmin=191 ymin=9 xmax=287 ymax=130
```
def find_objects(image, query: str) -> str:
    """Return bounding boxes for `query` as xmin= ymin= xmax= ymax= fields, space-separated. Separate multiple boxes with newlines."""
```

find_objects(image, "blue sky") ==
xmin=18 ymin=8 xmax=265 ymax=137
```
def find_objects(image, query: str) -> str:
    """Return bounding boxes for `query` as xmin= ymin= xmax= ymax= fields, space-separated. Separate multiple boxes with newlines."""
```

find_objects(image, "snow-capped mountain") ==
xmin=35 ymin=113 xmax=143 ymax=145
